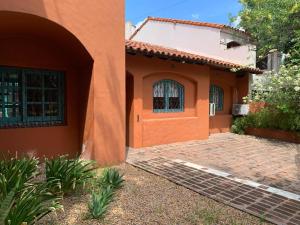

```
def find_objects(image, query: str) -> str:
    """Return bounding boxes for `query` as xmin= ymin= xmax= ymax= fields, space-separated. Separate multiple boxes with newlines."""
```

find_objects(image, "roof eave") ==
xmin=126 ymin=46 xmax=262 ymax=74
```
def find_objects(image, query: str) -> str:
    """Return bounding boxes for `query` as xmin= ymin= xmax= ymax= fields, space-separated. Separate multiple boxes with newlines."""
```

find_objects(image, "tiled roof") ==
xmin=130 ymin=16 xmax=250 ymax=40
xmin=126 ymin=40 xmax=262 ymax=74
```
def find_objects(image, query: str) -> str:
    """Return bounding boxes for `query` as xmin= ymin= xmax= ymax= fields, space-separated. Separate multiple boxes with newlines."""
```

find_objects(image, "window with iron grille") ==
xmin=153 ymin=80 xmax=184 ymax=112
xmin=0 ymin=67 xmax=65 ymax=128
xmin=209 ymin=85 xmax=224 ymax=111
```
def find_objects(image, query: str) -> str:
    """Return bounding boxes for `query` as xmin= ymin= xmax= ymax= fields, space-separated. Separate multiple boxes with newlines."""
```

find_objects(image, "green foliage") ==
xmin=252 ymin=63 xmax=300 ymax=130
xmin=231 ymin=116 xmax=253 ymax=134
xmin=0 ymin=157 xmax=39 ymax=198
xmin=0 ymin=189 xmax=15 ymax=225
xmin=286 ymin=30 xmax=300 ymax=66
xmin=45 ymin=156 xmax=96 ymax=194
xmin=6 ymin=181 xmax=62 ymax=225
xmin=99 ymin=168 xmax=124 ymax=190
xmin=232 ymin=107 xmax=300 ymax=134
xmin=88 ymin=168 xmax=124 ymax=220
xmin=232 ymin=0 xmax=300 ymax=57
xmin=88 ymin=186 xmax=114 ymax=219
xmin=0 ymin=157 xmax=62 ymax=225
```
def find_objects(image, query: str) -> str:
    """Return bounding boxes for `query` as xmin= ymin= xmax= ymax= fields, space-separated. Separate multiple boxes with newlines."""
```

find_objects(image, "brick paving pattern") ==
xmin=127 ymin=133 xmax=300 ymax=195
xmin=130 ymin=157 xmax=300 ymax=225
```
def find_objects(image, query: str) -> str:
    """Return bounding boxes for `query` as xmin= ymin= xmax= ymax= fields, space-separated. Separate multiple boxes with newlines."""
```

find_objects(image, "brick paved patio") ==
xmin=127 ymin=133 xmax=300 ymax=195
xmin=130 ymin=157 xmax=300 ymax=225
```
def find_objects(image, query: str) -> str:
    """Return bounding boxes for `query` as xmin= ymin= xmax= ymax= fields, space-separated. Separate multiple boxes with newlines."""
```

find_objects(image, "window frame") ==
xmin=0 ymin=66 xmax=65 ymax=128
xmin=209 ymin=85 xmax=224 ymax=112
xmin=153 ymin=79 xmax=184 ymax=113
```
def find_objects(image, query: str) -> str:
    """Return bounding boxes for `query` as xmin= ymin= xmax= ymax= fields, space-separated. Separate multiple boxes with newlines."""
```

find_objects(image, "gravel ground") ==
xmin=40 ymin=164 xmax=270 ymax=225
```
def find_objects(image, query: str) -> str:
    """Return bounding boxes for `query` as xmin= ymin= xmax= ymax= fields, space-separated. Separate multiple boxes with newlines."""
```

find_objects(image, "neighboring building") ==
xmin=257 ymin=49 xmax=283 ymax=73
xmin=0 ymin=0 xmax=125 ymax=165
xmin=125 ymin=21 xmax=136 ymax=39
xmin=129 ymin=17 xmax=256 ymax=66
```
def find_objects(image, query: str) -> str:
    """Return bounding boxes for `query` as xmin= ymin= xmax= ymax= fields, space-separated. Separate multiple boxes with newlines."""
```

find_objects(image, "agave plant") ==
xmin=0 ymin=189 xmax=15 ymax=225
xmin=0 ymin=157 xmax=63 ymax=225
xmin=45 ymin=156 xmax=96 ymax=194
xmin=88 ymin=186 xmax=114 ymax=219
xmin=99 ymin=168 xmax=124 ymax=190
xmin=6 ymin=181 xmax=62 ymax=225
xmin=0 ymin=157 xmax=39 ymax=198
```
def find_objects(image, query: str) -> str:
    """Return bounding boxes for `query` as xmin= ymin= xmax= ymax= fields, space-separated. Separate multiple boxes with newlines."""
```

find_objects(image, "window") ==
xmin=210 ymin=85 xmax=224 ymax=111
xmin=227 ymin=41 xmax=241 ymax=49
xmin=153 ymin=80 xmax=184 ymax=112
xmin=0 ymin=67 xmax=64 ymax=127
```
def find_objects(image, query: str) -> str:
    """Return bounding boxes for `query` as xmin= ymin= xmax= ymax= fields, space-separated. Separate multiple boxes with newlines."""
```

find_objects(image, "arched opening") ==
xmin=0 ymin=11 xmax=94 ymax=158
xmin=227 ymin=41 xmax=241 ymax=49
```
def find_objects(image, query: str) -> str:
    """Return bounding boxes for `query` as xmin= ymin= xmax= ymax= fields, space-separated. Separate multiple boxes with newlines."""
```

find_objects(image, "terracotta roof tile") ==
xmin=126 ymin=40 xmax=262 ymax=74
xmin=130 ymin=16 xmax=250 ymax=40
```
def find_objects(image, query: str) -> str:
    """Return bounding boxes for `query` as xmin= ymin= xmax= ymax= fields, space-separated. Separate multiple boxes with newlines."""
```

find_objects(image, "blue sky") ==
xmin=126 ymin=0 xmax=241 ymax=25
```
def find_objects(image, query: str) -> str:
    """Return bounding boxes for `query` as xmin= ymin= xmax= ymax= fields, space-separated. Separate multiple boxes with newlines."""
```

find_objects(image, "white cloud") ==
xmin=232 ymin=16 xmax=241 ymax=28
xmin=191 ymin=13 xmax=200 ymax=20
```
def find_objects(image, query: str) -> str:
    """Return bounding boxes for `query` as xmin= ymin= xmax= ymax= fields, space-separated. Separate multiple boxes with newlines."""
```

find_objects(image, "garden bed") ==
xmin=41 ymin=164 xmax=270 ymax=225
xmin=246 ymin=127 xmax=300 ymax=144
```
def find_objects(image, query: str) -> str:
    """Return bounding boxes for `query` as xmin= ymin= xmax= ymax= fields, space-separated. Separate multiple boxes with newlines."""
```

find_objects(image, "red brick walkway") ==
xmin=130 ymin=157 xmax=300 ymax=225
xmin=127 ymin=133 xmax=300 ymax=195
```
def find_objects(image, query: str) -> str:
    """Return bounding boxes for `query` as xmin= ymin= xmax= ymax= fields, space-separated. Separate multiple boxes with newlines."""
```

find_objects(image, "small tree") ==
xmin=233 ymin=0 xmax=300 ymax=58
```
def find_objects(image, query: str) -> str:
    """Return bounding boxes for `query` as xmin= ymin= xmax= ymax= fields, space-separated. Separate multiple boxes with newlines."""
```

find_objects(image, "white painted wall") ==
xmin=132 ymin=20 xmax=256 ymax=66
xmin=125 ymin=21 xmax=136 ymax=39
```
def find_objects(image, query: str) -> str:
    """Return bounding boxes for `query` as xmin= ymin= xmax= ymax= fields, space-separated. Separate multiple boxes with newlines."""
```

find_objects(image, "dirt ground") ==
xmin=40 ymin=164 xmax=270 ymax=225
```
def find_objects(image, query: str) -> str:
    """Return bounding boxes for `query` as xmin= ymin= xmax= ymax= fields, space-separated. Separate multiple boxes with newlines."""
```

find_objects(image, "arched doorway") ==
xmin=0 ymin=11 xmax=93 ymax=158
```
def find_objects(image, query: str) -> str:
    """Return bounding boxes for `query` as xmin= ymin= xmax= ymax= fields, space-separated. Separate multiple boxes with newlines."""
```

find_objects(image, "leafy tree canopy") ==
xmin=233 ymin=0 xmax=300 ymax=58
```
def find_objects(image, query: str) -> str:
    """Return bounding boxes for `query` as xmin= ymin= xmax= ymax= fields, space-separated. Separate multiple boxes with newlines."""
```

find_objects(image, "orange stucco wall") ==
xmin=0 ymin=0 xmax=125 ymax=165
xmin=126 ymin=55 xmax=249 ymax=147
xmin=209 ymin=71 xmax=249 ymax=134
xmin=0 ymin=36 xmax=84 ymax=158
xmin=126 ymin=55 xmax=210 ymax=148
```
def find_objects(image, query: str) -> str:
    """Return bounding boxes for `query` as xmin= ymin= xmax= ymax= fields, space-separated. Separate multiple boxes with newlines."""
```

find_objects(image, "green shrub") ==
xmin=99 ymin=168 xmax=124 ymax=190
xmin=232 ymin=107 xmax=300 ymax=134
xmin=231 ymin=115 xmax=254 ymax=134
xmin=88 ymin=186 xmax=114 ymax=219
xmin=0 ymin=157 xmax=62 ymax=225
xmin=45 ymin=156 xmax=96 ymax=194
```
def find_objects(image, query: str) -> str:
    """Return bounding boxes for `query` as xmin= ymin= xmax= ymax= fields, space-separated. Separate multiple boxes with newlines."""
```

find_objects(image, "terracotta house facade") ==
xmin=126 ymin=17 xmax=261 ymax=148
xmin=126 ymin=40 xmax=261 ymax=148
xmin=0 ymin=0 xmax=125 ymax=165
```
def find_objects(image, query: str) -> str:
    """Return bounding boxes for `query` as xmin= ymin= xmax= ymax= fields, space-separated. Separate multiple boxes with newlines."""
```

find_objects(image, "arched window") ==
xmin=227 ymin=41 xmax=241 ymax=49
xmin=153 ymin=80 xmax=184 ymax=112
xmin=210 ymin=85 xmax=224 ymax=111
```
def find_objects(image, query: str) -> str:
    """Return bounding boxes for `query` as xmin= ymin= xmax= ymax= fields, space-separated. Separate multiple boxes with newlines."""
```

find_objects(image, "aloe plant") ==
xmin=100 ymin=168 xmax=124 ymax=190
xmin=45 ymin=156 xmax=96 ymax=194
xmin=88 ymin=186 xmax=114 ymax=219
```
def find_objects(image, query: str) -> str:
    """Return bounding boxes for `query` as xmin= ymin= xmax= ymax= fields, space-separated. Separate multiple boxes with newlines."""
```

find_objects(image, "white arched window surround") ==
xmin=153 ymin=79 xmax=184 ymax=113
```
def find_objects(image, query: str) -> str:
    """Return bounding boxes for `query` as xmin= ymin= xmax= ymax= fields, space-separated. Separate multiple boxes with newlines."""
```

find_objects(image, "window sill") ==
xmin=0 ymin=121 xmax=65 ymax=129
